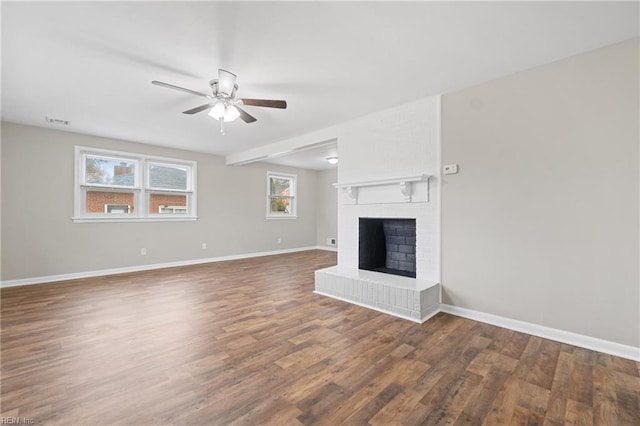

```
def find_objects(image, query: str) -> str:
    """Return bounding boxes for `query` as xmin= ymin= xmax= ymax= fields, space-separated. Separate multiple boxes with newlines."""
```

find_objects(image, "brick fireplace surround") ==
xmin=314 ymin=190 xmax=440 ymax=322
xmin=313 ymin=173 xmax=441 ymax=322
xmin=314 ymin=96 xmax=441 ymax=322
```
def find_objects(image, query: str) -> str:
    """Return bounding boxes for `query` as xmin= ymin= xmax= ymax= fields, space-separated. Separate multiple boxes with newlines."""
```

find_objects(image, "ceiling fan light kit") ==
xmin=207 ymin=102 xmax=239 ymax=122
xmin=152 ymin=69 xmax=287 ymax=135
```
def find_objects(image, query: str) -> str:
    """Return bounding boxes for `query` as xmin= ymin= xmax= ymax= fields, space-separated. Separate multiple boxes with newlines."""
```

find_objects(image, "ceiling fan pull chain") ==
xmin=220 ymin=117 xmax=225 ymax=135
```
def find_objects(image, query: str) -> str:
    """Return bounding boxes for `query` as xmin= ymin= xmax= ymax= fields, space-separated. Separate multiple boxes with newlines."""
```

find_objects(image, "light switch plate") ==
xmin=443 ymin=164 xmax=459 ymax=175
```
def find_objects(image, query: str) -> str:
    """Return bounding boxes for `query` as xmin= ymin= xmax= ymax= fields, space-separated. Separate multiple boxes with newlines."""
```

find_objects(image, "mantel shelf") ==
xmin=333 ymin=174 xmax=430 ymax=203
xmin=332 ymin=174 xmax=430 ymax=189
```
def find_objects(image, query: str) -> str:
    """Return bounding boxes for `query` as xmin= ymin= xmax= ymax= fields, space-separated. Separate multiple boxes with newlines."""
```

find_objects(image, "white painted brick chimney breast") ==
xmin=336 ymin=96 xmax=441 ymax=282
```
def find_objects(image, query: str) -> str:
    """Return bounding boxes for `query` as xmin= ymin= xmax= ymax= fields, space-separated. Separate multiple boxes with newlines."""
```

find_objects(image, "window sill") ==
xmin=72 ymin=216 xmax=198 ymax=223
xmin=266 ymin=215 xmax=298 ymax=220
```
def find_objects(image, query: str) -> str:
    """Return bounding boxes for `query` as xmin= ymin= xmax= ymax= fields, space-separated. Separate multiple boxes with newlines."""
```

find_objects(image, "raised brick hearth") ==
xmin=315 ymin=266 xmax=440 ymax=322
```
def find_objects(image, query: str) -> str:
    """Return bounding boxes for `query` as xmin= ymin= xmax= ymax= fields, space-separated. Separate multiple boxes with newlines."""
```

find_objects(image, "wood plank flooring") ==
xmin=1 ymin=250 xmax=638 ymax=425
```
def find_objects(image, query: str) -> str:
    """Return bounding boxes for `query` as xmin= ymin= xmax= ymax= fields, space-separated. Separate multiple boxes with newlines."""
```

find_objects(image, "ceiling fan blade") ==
xmin=236 ymin=106 xmax=257 ymax=123
xmin=241 ymin=99 xmax=287 ymax=109
xmin=218 ymin=69 xmax=237 ymax=97
xmin=152 ymin=80 xmax=211 ymax=98
xmin=183 ymin=103 xmax=215 ymax=114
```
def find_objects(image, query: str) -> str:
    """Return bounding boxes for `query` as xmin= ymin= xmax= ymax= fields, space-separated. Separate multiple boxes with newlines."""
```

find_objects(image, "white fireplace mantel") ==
xmin=333 ymin=174 xmax=430 ymax=203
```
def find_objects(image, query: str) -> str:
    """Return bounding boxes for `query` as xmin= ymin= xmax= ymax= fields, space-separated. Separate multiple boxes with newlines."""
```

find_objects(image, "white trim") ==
xmin=316 ymin=245 xmax=338 ymax=252
xmin=333 ymin=175 xmax=430 ymax=203
xmin=72 ymin=216 xmax=198 ymax=223
xmin=0 ymin=246 xmax=319 ymax=288
xmin=333 ymin=174 xmax=429 ymax=189
xmin=440 ymin=304 xmax=640 ymax=362
xmin=435 ymin=95 xmax=442 ymax=286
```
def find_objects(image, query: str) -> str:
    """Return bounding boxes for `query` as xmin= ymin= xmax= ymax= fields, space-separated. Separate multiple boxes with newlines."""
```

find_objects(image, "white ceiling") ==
xmin=2 ymin=1 xmax=638 ymax=169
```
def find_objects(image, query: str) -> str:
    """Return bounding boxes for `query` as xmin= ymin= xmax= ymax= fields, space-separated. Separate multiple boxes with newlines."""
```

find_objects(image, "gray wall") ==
xmin=441 ymin=38 xmax=639 ymax=347
xmin=1 ymin=122 xmax=321 ymax=281
xmin=315 ymin=167 xmax=337 ymax=248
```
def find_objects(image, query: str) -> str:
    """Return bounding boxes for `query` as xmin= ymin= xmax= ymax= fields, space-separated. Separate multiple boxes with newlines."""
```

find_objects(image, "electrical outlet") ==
xmin=140 ymin=248 xmax=147 ymax=256
xmin=327 ymin=237 xmax=337 ymax=246
xmin=201 ymin=243 xmax=207 ymax=250
xmin=277 ymin=238 xmax=282 ymax=244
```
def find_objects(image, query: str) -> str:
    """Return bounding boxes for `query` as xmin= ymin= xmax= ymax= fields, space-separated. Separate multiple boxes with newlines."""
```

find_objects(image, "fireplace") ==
xmin=359 ymin=218 xmax=416 ymax=278
xmin=314 ymin=96 xmax=440 ymax=322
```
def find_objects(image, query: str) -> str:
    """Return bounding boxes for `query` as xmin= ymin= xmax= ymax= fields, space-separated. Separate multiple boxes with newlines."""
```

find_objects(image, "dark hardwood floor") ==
xmin=1 ymin=250 xmax=638 ymax=425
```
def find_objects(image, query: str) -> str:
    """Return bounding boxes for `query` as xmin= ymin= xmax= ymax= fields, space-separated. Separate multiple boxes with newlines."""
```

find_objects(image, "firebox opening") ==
xmin=359 ymin=218 xmax=416 ymax=278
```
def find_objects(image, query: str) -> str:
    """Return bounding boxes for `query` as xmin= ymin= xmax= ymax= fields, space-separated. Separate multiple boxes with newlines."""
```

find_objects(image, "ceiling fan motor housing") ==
xmin=209 ymin=79 xmax=238 ymax=99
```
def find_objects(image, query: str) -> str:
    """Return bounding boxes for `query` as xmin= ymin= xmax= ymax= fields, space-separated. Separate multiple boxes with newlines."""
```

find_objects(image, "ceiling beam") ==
xmin=225 ymin=125 xmax=338 ymax=166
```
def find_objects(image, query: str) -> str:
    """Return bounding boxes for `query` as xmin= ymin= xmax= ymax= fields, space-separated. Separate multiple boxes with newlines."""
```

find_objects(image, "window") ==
xmin=267 ymin=172 xmax=296 ymax=219
xmin=74 ymin=146 xmax=197 ymax=222
xmin=146 ymin=162 xmax=191 ymax=216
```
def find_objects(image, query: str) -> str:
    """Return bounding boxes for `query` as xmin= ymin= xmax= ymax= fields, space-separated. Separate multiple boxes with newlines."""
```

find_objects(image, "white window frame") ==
xmin=145 ymin=160 xmax=195 ymax=218
xmin=266 ymin=171 xmax=297 ymax=219
xmin=73 ymin=146 xmax=197 ymax=223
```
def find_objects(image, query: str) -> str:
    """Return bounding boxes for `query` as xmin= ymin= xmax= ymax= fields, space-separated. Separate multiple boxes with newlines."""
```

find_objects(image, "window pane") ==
xmin=86 ymin=189 xmax=134 ymax=214
xmin=149 ymin=164 xmax=188 ymax=191
xmin=266 ymin=173 xmax=296 ymax=218
xmin=270 ymin=196 xmax=291 ymax=214
xmin=85 ymin=157 xmax=135 ymax=187
xmin=150 ymin=193 xmax=187 ymax=214
xmin=269 ymin=177 xmax=291 ymax=196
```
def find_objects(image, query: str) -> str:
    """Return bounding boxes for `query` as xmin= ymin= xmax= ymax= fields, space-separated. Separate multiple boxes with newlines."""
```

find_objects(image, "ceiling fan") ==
xmin=152 ymin=69 xmax=287 ymax=134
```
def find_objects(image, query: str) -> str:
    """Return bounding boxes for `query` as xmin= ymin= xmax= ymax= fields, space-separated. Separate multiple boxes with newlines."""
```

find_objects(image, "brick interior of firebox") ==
xmin=359 ymin=218 xmax=416 ymax=278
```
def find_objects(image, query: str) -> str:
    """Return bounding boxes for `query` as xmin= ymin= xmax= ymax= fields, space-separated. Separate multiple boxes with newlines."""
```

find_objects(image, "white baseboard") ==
xmin=316 ymin=245 xmax=338 ymax=252
xmin=440 ymin=304 xmax=640 ymax=362
xmin=1 ymin=246 xmax=322 ymax=288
